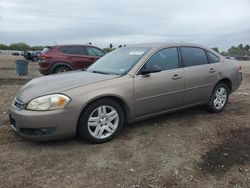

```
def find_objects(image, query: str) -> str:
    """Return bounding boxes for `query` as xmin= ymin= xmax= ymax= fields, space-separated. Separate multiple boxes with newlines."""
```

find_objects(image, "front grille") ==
xmin=14 ymin=98 xmax=24 ymax=109
xmin=20 ymin=127 xmax=56 ymax=136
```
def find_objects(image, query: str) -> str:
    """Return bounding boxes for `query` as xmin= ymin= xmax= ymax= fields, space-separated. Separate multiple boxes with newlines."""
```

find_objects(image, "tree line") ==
xmin=226 ymin=44 xmax=250 ymax=56
xmin=0 ymin=42 xmax=249 ymax=56
xmin=212 ymin=44 xmax=250 ymax=56
xmin=0 ymin=42 xmax=124 ymax=52
xmin=0 ymin=42 xmax=44 ymax=51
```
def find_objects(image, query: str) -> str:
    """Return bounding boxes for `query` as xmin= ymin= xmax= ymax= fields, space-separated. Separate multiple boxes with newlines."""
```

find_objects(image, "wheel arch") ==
xmin=216 ymin=78 xmax=232 ymax=93
xmin=76 ymin=95 xmax=131 ymax=132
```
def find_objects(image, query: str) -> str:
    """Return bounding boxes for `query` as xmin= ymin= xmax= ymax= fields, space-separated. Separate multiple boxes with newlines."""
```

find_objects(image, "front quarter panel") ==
xmin=63 ymin=75 xmax=134 ymax=129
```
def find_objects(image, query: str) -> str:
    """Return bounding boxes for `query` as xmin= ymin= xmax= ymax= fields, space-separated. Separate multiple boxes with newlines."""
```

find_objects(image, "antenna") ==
xmin=53 ymin=40 xmax=58 ymax=45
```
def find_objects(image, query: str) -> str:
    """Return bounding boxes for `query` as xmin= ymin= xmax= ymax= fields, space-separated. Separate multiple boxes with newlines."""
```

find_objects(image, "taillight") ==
xmin=40 ymin=54 xmax=52 ymax=59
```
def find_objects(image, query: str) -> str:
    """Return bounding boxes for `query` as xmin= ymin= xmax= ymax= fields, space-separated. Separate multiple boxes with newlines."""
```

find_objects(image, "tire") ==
xmin=206 ymin=83 xmax=229 ymax=113
xmin=54 ymin=66 xmax=71 ymax=74
xmin=32 ymin=57 xmax=39 ymax=62
xmin=78 ymin=99 xmax=125 ymax=144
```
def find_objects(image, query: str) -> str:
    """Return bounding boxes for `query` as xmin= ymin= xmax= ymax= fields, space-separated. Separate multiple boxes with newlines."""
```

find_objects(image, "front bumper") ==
xmin=9 ymin=102 xmax=77 ymax=141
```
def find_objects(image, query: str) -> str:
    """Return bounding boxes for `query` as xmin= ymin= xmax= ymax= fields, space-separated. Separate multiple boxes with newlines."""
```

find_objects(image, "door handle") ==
xmin=172 ymin=74 xmax=182 ymax=80
xmin=209 ymin=68 xmax=216 ymax=73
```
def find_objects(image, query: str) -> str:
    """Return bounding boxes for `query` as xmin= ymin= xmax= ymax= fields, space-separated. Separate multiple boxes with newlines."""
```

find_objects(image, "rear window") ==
xmin=207 ymin=51 xmax=220 ymax=63
xmin=59 ymin=46 xmax=87 ymax=55
xmin=180 ymin=47 xmax=208 ymax=67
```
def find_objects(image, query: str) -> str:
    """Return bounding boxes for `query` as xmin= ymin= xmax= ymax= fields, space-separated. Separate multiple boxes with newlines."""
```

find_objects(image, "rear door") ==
xmin=60 ymin=46 xmax=93 ymax=69
xmin=180 ymin=47 xmax=218 ymax=105
xmin=134 ymin=47 xmax=185 ymax=118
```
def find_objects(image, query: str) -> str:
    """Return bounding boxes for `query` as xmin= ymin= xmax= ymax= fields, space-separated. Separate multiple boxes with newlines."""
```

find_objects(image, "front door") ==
xmin=134 ymin=47 xmax=185 ymax=118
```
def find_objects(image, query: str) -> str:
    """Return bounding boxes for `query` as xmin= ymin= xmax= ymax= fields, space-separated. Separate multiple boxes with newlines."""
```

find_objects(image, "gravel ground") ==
xmin=0 ymin=54 xmax=250 ymax=188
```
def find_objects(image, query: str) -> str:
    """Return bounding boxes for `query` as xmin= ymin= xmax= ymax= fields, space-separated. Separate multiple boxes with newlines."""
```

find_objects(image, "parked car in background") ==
xmin=23 ymin=50 xmax=42 ymax=62
xmin=11 ymin=51 xmax=21 ymax=56
xmin=9 ymin=43 xmax=242 ymax=143
xmin=39 ymin=44 xmax=105 ymax=75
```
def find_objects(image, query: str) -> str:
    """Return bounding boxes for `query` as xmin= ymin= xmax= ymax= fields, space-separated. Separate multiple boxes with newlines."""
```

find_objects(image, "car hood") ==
xmin=17 ymin=71 xmax=117 ymax=103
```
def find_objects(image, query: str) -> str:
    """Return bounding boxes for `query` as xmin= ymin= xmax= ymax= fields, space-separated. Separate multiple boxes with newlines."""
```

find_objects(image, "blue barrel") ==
xmin=16 ymin=60 xmax=28 ymax=76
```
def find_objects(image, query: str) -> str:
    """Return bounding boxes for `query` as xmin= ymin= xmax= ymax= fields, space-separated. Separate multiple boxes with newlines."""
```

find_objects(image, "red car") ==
xmin=39 ymin=44 xmax=105 ymax=75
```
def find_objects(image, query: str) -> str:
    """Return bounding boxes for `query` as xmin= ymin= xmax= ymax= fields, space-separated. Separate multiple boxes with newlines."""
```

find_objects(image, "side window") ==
xmin=181 ymin=47 xmax=208 ymax=67
xmin=58 ymin=47 xmax=69 ymax=54
xmin=143 ymin=48 xmax=179 ymax=72
xmin=59 ymin=46 xmax=87 ymax=55
xmin=87 ymin=47 xmax=105 ymax=57
xmin=207 ymin=51 xmax=220 ymax=63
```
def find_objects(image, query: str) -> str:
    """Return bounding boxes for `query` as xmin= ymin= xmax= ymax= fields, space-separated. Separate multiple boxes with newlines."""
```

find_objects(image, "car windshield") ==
xmin=87 ymin=47 xmax=151 ymax=75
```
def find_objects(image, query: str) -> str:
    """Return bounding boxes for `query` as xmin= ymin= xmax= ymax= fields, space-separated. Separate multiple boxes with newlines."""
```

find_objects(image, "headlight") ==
xmin=26 ymin=94 xmax=70 ymax=111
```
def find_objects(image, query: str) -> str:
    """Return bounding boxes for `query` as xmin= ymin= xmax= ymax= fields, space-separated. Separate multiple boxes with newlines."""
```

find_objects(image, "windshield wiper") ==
xmin=90 ymin=70 xmax=109 ymax=75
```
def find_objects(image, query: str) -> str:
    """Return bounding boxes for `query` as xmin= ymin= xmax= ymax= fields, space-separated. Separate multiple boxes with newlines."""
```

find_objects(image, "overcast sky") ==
xmin=0 ymin=0 xmax=249 ymax=51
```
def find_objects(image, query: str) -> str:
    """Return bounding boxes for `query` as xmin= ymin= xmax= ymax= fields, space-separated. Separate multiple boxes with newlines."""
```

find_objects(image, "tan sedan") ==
xmin=9 ymin=43 xmax=242 ymax=143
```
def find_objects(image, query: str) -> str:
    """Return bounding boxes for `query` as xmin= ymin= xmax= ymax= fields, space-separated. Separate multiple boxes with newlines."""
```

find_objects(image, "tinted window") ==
xmin=207 ymin=51 xmax=220 ymax=63
xmin=59 ymin=46 xmax=87 ymax=55
xmin=143 ymin=48 xmax=179 ymax=71
xmin=58 ymin=47 xmax=68 ymax=53
xmin=181 ymin=47 xmax=208 ymax=67
xmin=87 ymin=47 xmax=105 ymax=57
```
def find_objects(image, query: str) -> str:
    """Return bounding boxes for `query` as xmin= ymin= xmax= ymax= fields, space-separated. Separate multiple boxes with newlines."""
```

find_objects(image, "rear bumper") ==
xmin=39 ymin=68 xmax=50 ymax=75
xmin=9 ymin=103 xmax=77 ymax=141
xmin=39 ymin=60 xmax=53 ymax=75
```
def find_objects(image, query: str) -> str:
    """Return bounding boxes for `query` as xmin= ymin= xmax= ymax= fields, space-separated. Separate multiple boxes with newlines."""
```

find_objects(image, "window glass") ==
xmin=87 ymin=47 xmax=150 ymax=75
xmin=143 ymin=48 xmax=179 ymax=71
xmin=181 ymin=47 xmax=208 ymax=67
xmin=58 ymin=47 xmax=68 ymax=54
xmin=59 ymin=46 xmax=87 ymax=55
xmin=207 ymin=51 xmax=220 ymax=63
xmin=87 ymin=47 xmax=105 ymax=57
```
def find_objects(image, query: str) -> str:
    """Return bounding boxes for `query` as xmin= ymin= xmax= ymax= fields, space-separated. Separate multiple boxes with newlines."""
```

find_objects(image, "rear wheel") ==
xmin=207 ymin=83 xmax=229 ymax=113
xmin=54 ymin=66 xmax=71 ymax=74
xmin=78 ymin=99 xmax=124 ymax=143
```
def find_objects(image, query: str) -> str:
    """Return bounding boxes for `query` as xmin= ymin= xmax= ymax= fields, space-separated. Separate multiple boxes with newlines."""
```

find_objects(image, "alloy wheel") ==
xmin=213 ymin=87 xmax=227 ymax=110
xmin=87 ymin=105 xmax=119 ymax=139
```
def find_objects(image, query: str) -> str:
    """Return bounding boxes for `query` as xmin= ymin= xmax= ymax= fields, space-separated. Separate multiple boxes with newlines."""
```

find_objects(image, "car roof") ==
xmin=128 ymin=42 xmax=209 ymax=49
xmin=48 ymin=44 xmax=99 ymax=48
xmin=127 ymin=42 xmax=222 ymax=57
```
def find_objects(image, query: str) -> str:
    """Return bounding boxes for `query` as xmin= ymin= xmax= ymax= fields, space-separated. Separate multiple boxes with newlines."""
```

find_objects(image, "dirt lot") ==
xmin=0 ymin=54 xmax=250 ymax=188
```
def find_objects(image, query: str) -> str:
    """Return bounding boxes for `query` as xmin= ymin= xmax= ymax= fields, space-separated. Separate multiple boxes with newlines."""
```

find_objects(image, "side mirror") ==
xmin=141 ymin=66 xmax=161 ymax=76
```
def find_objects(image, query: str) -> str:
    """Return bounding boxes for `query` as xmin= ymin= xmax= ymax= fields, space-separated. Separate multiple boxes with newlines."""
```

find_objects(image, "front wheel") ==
xmin=78 ymin=99 xmax=124 ymax=143
xmin=206 ymin=83 xmax=229 ymax=113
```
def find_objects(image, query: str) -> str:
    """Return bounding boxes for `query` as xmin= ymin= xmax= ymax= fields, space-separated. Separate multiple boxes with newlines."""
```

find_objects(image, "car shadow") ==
xmin=14 ymin=105 xmax=217 ymax=146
